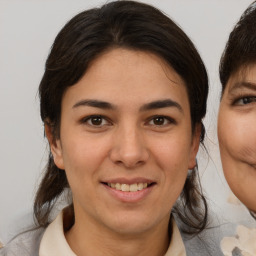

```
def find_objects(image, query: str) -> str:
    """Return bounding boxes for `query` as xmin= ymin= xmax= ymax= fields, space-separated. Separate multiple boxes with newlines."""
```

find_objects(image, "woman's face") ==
xmin=49 ymin=48 xmax=200 ymax=236
xmin=218 ymin=64 xmax=256 ymax=212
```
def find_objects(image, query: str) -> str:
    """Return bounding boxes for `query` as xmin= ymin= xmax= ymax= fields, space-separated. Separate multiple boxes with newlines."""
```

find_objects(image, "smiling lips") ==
xmin=102 ymin=180 xmax=155 ymax=202
xmin=107 ymin=183 xmax=149 ymax=192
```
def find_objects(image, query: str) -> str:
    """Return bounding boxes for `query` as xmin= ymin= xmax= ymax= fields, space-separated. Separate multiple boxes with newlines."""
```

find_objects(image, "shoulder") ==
xmin=182 ymin=228 xmax=224 ymax=256
xmin=0 ymin=228 xmax=45 ymax=256
xmin=175 ymin=213 xmax=225 ymax=256
xmin=180 ymin=220 xmax=250 ymax=256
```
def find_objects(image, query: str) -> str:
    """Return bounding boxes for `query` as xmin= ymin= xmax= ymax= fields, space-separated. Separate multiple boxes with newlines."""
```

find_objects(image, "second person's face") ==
xmin=50 ymin=48 xmax=200 ymax=237
xmin=218 ymin=64 xmax=256 ymax=212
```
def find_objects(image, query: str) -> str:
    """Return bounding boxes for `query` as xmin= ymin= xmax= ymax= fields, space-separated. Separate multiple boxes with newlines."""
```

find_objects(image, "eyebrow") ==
xmin=72 ymin=98 xmax=183 ymax=113
xmin=72 ymin=100 xmax=116 ymax=109
xmin=139 ymin=99 xmax=183 ymax=113
xmin=228 ymin=81 xmax=256 ymax=94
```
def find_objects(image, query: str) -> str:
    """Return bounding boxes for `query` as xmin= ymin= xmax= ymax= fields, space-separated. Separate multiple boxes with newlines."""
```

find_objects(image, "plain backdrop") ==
xmin=0 ymin=0 xmax=255 ymax=245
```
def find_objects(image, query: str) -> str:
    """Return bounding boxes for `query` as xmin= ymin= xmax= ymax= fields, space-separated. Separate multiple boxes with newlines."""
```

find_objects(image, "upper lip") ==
xmin=102 ymin=177 xmax=155 ymax=185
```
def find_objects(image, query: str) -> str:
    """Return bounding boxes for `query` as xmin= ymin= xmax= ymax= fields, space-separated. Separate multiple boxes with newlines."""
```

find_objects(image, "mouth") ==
xmin=101 ymin=180 xmax=156 ymax=202
xmin=104 ymin=182 xmax=154 ymax=192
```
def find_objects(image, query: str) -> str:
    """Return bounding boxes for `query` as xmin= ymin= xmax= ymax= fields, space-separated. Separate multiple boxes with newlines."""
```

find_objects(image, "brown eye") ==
xmin=91 ymin=116 xmax=103 ymax=125
xmin=235 ymin=96 xmax=256 ymax=105
xmin=148 ymin=116 xmax=174 ymax=126
xmin=82 ymin=115 xmax=110 ymax=127
xmin=242 ymin=97 xmax=256 ymax=104
xmin=153 ymin=117 xmax=165 ymax=125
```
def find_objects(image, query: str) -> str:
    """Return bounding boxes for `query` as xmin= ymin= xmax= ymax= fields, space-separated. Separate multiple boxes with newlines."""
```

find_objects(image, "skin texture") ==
xmin=46 ymin=48 xmax=200 ymax=256
xmin=218 ymin=64 xmax=256 ymax=213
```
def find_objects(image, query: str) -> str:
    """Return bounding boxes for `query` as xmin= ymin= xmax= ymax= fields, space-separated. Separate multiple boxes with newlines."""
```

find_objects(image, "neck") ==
xmin=65 ymin=212 xmax=170 ymax=256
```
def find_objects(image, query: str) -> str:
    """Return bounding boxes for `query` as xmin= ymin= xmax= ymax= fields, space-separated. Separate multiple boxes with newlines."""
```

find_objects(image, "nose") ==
xmin=109 ymin=125 xmax=149 ymax=168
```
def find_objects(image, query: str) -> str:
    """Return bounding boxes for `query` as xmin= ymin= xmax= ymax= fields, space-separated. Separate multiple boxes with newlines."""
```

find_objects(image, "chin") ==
xmin=105 ymin=212 xmax=167 ymax=235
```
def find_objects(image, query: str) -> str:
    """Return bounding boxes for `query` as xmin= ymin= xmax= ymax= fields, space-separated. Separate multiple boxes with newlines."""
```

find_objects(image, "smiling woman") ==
xmin=1 ymin=1 xmax=215 ymax=255
xmin=51 ymin=49 xmax=198 ymax=248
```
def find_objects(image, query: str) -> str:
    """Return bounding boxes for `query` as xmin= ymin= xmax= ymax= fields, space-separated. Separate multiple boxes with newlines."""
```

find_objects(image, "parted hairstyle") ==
xmin=219 ymin=1 xmax=256 ymax=93
xmin=35 ymin=0 xmax=209 ymax=235
xmin=219 ymin=1 xmax=256 ymax=219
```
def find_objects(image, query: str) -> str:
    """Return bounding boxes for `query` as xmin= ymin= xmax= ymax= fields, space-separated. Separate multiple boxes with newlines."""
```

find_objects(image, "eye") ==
xmin=234 ymin=96 xmax=256 ymax=105
xmin=147 ymin=116 xmax=175 ymax=126
xmin=81 ymin=115 xmax=111 ymax=127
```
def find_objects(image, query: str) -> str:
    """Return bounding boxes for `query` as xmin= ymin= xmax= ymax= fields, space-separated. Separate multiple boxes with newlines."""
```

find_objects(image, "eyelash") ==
xmin=232 ymin=95 xmax=256 ymax=106
xmin=80 ymin=115 xmax=176 ymax=128
xmin=80 ymin=115 xmax=111 ymax=127
xmin=146 ymin=115 xmax=176 ymax=126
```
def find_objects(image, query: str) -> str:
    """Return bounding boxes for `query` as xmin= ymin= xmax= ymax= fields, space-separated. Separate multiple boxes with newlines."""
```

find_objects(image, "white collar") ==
xmin=39 ymin=211 xmax=76 ymax=256
xmin=39 ymin=211 xmax=186 ymax=256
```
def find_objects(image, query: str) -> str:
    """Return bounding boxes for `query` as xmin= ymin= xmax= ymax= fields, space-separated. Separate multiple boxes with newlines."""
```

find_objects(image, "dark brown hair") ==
xmin=35 ymin=0 xmax=209 ymax=235
xmin=219 ymin=1 xmax=256 ymax=93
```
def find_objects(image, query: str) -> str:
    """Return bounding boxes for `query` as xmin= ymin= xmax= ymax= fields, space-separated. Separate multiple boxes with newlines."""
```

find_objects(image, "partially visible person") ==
xmin=218 ymin=2 xmax=256 ymax=255
xmin=1 ymin=1 xmax=220 ymax=255
xmin=218 ymin=0 xmax=256 ymax=219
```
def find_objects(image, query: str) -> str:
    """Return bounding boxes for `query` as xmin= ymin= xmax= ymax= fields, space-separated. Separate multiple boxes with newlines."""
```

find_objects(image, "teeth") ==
xmin=121 ymin=184 xmax=129 ymax=192
xmin=107 ymin=183 xmax=149 ymax=192
xmin=116 ymin=183 xmax=121 ymax=190
xmin=138 ymin=183 xmax=144 ymax=191
xmin=129 ymin=184 xmax=138 ymax=192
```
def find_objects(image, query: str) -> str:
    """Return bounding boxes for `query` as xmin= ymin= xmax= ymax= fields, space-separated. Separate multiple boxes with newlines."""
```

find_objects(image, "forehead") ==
xmin=87 ymin=48 xmax=184 ymax=82
xmin=76 ymin=49 xmax=185 ymax=93
xmin=61 ymin=48 xmax=190 ymax=113
xmin=224 ymin=64 xmax=256 ymax=93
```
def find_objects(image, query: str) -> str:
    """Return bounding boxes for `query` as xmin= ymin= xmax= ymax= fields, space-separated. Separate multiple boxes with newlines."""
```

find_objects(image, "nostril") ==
xmin=115 ymin=160 xmax=124 ymax=166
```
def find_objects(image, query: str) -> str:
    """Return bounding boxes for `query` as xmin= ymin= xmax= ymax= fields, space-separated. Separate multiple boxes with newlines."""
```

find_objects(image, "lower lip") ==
xmin=102 ymin=183 xmax=155 ymax=203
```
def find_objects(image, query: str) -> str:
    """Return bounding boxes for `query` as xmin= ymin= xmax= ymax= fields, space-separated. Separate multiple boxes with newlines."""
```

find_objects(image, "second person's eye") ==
xmin=234 ymin=96 xmax=256 ymax=105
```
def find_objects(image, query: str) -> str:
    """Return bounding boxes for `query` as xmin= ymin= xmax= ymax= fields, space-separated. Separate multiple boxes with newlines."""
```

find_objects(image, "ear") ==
xmin=188 ymin=123 xmax=201 ymax=169
xmin=44 ymin=122 xmax=65 ymax=170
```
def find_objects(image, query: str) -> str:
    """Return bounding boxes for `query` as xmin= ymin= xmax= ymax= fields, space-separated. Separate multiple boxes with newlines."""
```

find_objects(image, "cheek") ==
xmin=219 ymin=113 xmax=256 ymax=163
xmin=61 ymin=135 xmax=110 ymax=181
xmin=151 ymin=135 xmax=192 ymax=178
xmin=218 ymin=111 xmax=256 ymax=205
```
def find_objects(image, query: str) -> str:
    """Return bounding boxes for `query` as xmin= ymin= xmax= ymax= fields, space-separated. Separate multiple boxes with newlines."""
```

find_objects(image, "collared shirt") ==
xmin=39 ymin=211 xmax=186 ymax=256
